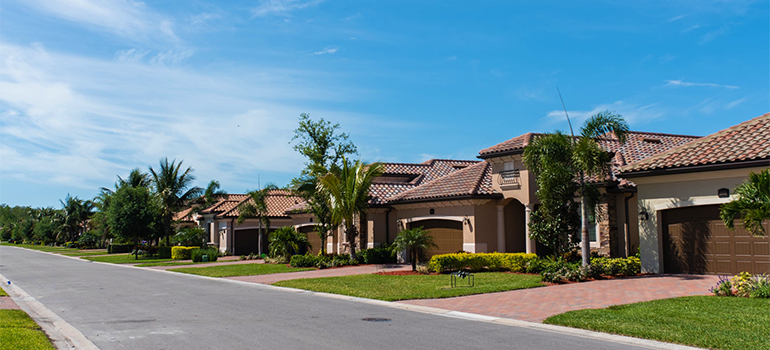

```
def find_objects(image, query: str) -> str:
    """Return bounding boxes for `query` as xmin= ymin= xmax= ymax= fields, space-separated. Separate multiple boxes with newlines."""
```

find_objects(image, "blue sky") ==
xmin=1 ymin=0 xmax=768 ymax=208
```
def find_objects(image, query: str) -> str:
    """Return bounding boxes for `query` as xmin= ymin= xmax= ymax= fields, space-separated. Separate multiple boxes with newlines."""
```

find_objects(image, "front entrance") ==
xmin=662 ymin=204 xmax=770 ymax=275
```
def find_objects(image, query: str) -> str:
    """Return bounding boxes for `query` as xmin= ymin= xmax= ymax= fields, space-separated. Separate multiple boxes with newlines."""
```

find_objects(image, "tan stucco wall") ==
xmin=634 ymin=166 xmax=767 ymax=273
xmin=486 ymin=156 xmax=538 ymax=206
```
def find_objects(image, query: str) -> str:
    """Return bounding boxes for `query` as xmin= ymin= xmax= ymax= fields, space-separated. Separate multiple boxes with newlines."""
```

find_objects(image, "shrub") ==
xmin=732 ymin=272 xmax=754 ymax=297
xmin=428 ymin=253 xmax=538 ymax=273
xmin=171 ymin=246 xmax=198 ymax=260
xmin=268 ymin=226 xmax=309 ymax=259
xmin=157 ymin=246 xmax=172 ymax=259
xmin=591 ymin=256 xmax=641 ymax=276
xmin=108 ymin=244 xmax=134 ymax=254
xmin=710 ymin=275 xmax=733 ymax=296
xmin=750 ymin=275 xmax=770 ymax=299
xmin=290 ymin=254 xmax=318 ymax=268
xmin=77 ymin=231 xmax=100 ymax=249
xmin=65 ymin=241 xmax=78 ymax=249
xmin=172 ymin=227 xmax=207 ymax=247
xmin=191 ymin=247 xmax=219 ymax=263
xmin=357 ymin=244 xmax=397 ymax=264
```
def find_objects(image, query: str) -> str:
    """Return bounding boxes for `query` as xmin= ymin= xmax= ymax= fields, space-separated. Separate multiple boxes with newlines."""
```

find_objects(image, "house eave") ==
xmin=620 ymin=158 xmax=770 ymax=179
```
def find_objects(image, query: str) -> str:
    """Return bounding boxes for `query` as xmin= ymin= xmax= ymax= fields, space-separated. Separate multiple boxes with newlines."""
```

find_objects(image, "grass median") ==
xmin=169 ymin=263 xmax=313 ymax=277
xmin=1 ymin=243 xmax=108 ymax=256
xmin=545 ymin=296 xmax=770 ymax=350
xmin=0 ymin=310 xmax=55 ymax=350
xmin=274 ymin=272 xmax=544 ymax=301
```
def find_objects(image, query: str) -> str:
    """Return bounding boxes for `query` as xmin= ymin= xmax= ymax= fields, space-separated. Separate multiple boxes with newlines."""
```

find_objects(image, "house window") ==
xmin=503 ymin=161 xmax=515 ymax=171
xmin=587 ymin=212 xmax=598 ymax=242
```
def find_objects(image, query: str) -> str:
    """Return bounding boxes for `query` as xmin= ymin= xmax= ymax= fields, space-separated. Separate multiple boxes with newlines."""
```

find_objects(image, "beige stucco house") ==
xmin=619 ymin=113 xmax=770 ymax=275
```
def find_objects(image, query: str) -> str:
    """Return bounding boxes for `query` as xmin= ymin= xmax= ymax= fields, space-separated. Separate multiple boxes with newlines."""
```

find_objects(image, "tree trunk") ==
xmin=348 ymin=226 xmax=357 ymax=261
xmin=580 ymin=185 xmax=590 ymax=266
xmin=411 ymin=249 xmax=417 ymax=271
xmin=164 ymin=216 xmax=171 ymax=246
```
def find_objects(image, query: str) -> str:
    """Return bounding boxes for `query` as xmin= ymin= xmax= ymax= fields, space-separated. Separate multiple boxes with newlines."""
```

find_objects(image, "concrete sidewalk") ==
xmin=143 ymin=258 xmax=265 ymax=270
xmin=398 ymin=274 xmax=720 ymax=322
xmin=227 ymin=264 xmax=412 ymax=284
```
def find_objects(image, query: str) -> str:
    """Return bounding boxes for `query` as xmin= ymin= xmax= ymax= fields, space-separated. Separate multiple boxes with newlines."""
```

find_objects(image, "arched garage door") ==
xmin=233 ymin=229 xmax=260 ymax=256
xmin=410 ymin=219 xmax=463 ymax=257
xmin=662 ymin=204 xmax=770 ymax=275
xmin=298 ymin=226 xmax=321 ymax=255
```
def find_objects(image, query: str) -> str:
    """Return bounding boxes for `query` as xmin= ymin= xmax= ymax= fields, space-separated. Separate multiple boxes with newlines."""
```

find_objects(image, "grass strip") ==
xmin=0 ymin=288 xmax=7 ymax=297
xmin=170 ymin=263 xmax=313 ymax=277
xmin=0 ymin=310 xmax=55 ymax=350
xmin=82 ymin=254 xmax=174 ymax=264
xmin=545 ymin=296 xmax=770 ymax=350
xmin=274 ymin=272 xmax=544 ymax=301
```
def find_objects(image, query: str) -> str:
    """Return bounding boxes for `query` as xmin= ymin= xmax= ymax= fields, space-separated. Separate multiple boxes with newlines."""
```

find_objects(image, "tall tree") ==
xmin=108 ymin=185 xmax=159 ymax=259
xmin=290 ymin=113 xmax=358 ymax=254
xmin=523 ymin=132 xmax=581 ymax=257
xmin=721 ymin=169 xmax=770 ymax=236
xmin=202 ymin=180 xmax=227 ymax=208
xmin=573 ymin=111 xmax=629 ymax=266
xmin=318 ymin=158 xmax=383 ymax=261
xmin=150 ymin=158 xmax=202 ymax=246
xmin=237 ymin=183 xmax=279 ymax=256
xmin=58 ymin=195 xmax=94 ymax=242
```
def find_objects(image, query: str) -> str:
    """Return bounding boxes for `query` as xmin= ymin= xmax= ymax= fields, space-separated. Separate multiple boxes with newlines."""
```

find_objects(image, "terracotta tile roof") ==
xmin=285 ymin=201 xmax=310 ymax=214
xmin=620 ymin=113 xmax=770 ymax=174
xmin=199 ymin=194 xmax=249 ymax=214
xmin=369 ymin=159 xmax=482 ymax=204
xmin=478 ymin=133 xmax=537 ymax=158
xmin=387 ymin=162 xmax=499 ymax=203
xmin=217 ymin=190 xmax=303 ymax=219
xmin=173 ymin=207 xmax=195 ymax=222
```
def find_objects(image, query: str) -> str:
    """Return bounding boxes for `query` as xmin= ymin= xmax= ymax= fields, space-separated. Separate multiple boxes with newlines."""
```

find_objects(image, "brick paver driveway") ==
xmin=398 ymin=274 xmax=720 ymax=322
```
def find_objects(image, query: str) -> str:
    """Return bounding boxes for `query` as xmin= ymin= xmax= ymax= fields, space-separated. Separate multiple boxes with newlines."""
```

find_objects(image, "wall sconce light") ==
xmin=462 ymin=217 xmax=470 ymax=225
xmin=395 ymin=219 xmax=402 ymax=228
xmin=429 ymin=209 xmax=435 ymax=215
xmin=638 ymin=209 xmax=649 ymax=222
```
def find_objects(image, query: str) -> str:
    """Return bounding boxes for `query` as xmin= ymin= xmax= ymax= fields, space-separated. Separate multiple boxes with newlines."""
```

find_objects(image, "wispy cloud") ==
xmin=724 ymin=97 xmax=748 ymax=109
xmin=446 ymin=55 xmax=457 ymax=61
xmin=664 ymin=79 xmax=738 ymax=89
xmin=668 ymin=14 xmax=686 ymax=22
xmin=0 ymin=43 xmax=358 ymax=194
xmin=251 ymin=0 xmax=324 ymax=17
xmin=544 ymin=101 xmax=666 ymax=127
xmin=16 ymin=0 xmax=178 ymax=45
xmin=313 ymin=47 xmax=338 ymax=55
xmin=700 ymin=23 xmax=735 ymax=44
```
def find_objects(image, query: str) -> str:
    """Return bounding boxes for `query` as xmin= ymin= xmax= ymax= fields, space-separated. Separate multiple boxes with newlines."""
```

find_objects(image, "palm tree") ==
xmin=202 ymin=180 xmax=228 ymax=208
xmin=58 ymin=195 xmax=94 ymax=242
xmin=572 ymin=111 xmax=629 ymax=266
xmin=721 ymin=169 xmax=770 ymax=236
xmin=318 ymin=158 xmax=383 ymax=261
xmin=268 ymin=226 xmax=310 ymax=259
xmin=237 ymin=183 xmax=279 ymax=256
xmin=150 ymin=158 xmax=202 ymax=246
xmin=393 ymin=227 xmax=438 ymax=271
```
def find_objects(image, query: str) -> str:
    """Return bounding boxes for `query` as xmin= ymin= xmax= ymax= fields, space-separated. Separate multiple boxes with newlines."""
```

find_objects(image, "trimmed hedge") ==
xmin=357 ymin=245 xmax=397 ymax=264
xmin=171 ymin=246 xmax=198 ymax=260
xmin=428 ymin=252 xmax=538 ymax=273
xmin=108 ymin=244 xmax=133 ymax=254
xmin=591 ymin=256 xmax=641 ymax=276
xmin=191 ymin=248 xmax=219 ymax=263
xmin=157 ymin=246 xmax=172 ymax=259
xmin=290 ymin=254 xmax=317 ymax=268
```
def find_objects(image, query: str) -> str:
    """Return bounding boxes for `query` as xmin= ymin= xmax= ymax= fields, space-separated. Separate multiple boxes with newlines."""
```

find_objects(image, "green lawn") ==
xmin=274 ymin=272 xmax=544 ymax=301
xmin=0 ymin=287 xmax=8 ymax=297
xmin=1 ymin=243 xmax=109 ymax=256
xmin=170 ymin=263 xmax=313 ymax=277
xmin=135 ymin=260 xmax=236 ymax=267
xmin=60 ymin=251 xmax=110 ymax=256
xmin=0 ymin=310 xmax=55 ymax=350
xmin=82 ymin=254 xmax=174 ymax=264
xmin=545 ymin=296 xmax=770 ymax=350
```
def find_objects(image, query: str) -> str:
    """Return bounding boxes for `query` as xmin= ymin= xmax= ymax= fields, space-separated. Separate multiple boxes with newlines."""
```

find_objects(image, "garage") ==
xmin=233 ymin=229 xmax=275 ymax=256
xmin=298 ymin=226 xmax=321 ymax=255
xmin=411 ymin=219 xmax=464 ymax=257
xmin=662 ymin=204 xmax=770 ymax=275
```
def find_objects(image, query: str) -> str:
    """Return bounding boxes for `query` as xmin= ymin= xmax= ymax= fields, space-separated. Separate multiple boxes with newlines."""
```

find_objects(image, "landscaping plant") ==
xmin=268 ymin=226 xmax=310 ymax=259
xmin=393 ymin=227 xmax=438 ymax=271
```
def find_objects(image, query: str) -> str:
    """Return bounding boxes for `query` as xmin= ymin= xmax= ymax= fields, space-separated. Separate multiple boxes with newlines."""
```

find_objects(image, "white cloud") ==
xmin=251 ymin=0 xmax=324 ymax=17
xmin=446 ymin=55 xmax=457 ymax=61
xmin=544 ymin=101 xmax=666 ymax=127
xmin=724 ymin=97 xmax=748 ymax=109
xmin=667 ymin=14 xmax=686 ymax=22
xmin=15 ymin=0 xmax=178 ymax=45
xmin=664 ymin=79 xmax=738 ymax=89
xmin=0 ymin=43 xmax=362 ymax=194
xmin=313 ymin=47 xmax=338 ymax=55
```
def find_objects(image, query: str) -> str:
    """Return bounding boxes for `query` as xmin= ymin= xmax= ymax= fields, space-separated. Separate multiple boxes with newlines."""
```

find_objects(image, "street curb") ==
xmin=0 ymin=272 xmax=99 ymax=350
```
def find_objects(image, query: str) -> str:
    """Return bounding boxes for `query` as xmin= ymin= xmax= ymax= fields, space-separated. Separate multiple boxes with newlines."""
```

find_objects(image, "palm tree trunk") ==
xmin=580 ymin=173 xmax=590 ymax=266
xmin=258 ymin=221 xmax=263 ymax=257
xmin=348 ymin=227 xmax=357 ymax=261
xmin=411 ymin=250 xmax=417 ymax=271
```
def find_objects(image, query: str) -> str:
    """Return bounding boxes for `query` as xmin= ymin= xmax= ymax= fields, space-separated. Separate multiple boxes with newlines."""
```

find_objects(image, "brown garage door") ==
xmin=662 ymin=204 xmax=770 ymax=275
xmin=299 ymin=226 xmax=321 ymax=255
xmin=411 ymin=219 xmax=464 ymax=257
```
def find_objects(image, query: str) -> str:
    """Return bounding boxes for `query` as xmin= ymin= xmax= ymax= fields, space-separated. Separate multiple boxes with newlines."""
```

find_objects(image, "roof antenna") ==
xmin=258 ymin=175 xmax=261 ymax=190
xmin=557 ymin=87 xmax=576 ymax=138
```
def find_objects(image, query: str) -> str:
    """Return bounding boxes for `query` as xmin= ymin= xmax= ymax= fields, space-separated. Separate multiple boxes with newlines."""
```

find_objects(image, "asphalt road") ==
xmin=0 ymin=246 xmax=655 ymax=350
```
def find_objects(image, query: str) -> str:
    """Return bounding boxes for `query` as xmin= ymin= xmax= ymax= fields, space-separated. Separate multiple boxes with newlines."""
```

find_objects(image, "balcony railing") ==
xmin=498 ymin=169 xmax=521 ymax=187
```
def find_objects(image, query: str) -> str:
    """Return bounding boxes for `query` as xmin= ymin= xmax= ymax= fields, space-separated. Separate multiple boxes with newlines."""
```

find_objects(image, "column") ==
xmin=497 ymin=204 xmax=506 ymax=253
xmin=525 ymin=204 xmax=536 ymax=254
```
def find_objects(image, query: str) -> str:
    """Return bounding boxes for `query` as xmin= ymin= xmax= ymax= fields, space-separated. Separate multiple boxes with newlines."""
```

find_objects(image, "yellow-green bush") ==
xmin=428 ymin=252 xmax=538 ymax=273
xmin=171 ymin=246 xmax=198 ymax=260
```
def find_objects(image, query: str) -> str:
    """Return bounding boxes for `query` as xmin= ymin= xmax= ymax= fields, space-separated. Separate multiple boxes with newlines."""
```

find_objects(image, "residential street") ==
xmin=1 ymin=246 xmax=659 ymax=350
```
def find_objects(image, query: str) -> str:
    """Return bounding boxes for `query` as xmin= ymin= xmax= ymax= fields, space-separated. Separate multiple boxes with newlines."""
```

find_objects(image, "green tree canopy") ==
xmin=108 ymin=185 xmax=159 ymax=259
xmin=150 ymin=158 xmax=202 ymax=245
xmin=393 ymin=227 xmax=438 ymax=271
